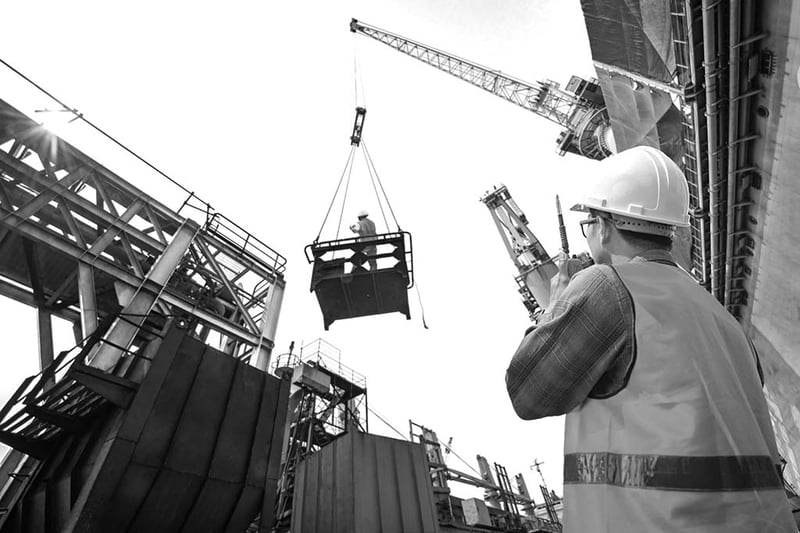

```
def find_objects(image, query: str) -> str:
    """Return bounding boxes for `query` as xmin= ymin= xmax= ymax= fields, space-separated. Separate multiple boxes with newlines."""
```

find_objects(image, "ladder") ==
xmin=494 ymin=462 xmax=522 ymax=529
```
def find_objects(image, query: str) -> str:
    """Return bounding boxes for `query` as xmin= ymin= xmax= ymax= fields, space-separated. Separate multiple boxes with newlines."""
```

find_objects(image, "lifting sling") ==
xmin=307 ymin=107 xmax=413 ymax=329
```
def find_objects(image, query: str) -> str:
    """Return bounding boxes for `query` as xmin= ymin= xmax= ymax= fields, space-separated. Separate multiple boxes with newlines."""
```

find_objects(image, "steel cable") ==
xmin=315 ymin=146 xmax=355 ymax=242
xmin=0 ymin=57 xmax=200 ymax=207
xmin=361 ymin=145 xmax=391 ymax=232
xmin=362 ymin=140 xmax=401 ymax=231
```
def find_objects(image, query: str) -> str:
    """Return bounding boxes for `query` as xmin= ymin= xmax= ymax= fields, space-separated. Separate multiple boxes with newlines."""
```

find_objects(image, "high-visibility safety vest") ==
xmin=563 ymin=260 xmax=796 ymax=532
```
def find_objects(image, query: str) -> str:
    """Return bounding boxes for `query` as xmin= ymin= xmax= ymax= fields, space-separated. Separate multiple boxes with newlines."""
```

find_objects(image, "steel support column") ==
xmin=254 ymin=279 xmax=285 ymax=371
xmin=89 ymin=220 xmax=199 ymax=372
xmin=77 ymin=264 xmax=98 ymax=338
xmin=36 ymin=307 xmax=54 ymax=371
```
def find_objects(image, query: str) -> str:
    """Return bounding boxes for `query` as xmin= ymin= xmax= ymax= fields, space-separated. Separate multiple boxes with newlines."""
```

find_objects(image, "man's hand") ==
xmin=550 ymin=251 xmax=571 ymax=303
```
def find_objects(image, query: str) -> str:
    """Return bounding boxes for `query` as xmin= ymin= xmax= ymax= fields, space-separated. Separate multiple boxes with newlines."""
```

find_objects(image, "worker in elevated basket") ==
xmin=349 ymin=209 xmax=378 ymax=270
xmin=505 ymin=146 xmax=795 ymax=532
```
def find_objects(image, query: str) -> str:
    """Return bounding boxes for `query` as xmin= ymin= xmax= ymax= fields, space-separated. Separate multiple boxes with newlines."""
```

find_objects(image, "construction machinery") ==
xmin=350 ymin=18 xmax=615 ymax=161
xmin=480 ymin=185 xmax=557 ymax=320
xmin=410 ymin=421 xmax=561 ymax=531
xmin=480 ymin=185 xmax=592 ymax=321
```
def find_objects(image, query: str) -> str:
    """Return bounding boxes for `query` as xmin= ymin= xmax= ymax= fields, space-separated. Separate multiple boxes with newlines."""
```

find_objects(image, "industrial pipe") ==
xmin=724 ymin=0 xmax=742 ymax=308
xmin=725 ymin=0 xmax=760 ymax=313
xmin=685 ymin=0 xmax=709 ymax=286
xmin=701 ymin=0 xmax=726 ymax=302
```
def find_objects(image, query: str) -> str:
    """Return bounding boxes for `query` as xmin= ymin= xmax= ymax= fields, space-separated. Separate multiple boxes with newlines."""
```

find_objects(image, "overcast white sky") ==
xmin=0 ymin=0 xmax=602 ymax=499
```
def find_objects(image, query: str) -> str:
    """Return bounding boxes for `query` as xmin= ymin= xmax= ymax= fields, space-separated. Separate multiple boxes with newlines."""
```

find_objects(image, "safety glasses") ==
xmin=579 ymin=216 xmax=598 ymax=238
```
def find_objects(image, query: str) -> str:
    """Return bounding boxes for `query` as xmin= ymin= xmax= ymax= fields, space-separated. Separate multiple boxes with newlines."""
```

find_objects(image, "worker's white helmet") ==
xmin=571 ymin=145 xmax=690 ymax=236
xmin=357 ymin=209 xmax=369 ymax=218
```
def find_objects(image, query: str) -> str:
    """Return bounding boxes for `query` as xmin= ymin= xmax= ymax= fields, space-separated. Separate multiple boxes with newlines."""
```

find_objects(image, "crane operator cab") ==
xmin=306 ymin=107 xmax=413 ymax=329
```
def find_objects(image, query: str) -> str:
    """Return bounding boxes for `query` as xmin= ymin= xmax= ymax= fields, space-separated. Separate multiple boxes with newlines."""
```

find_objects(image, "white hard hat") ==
xmin=571 ymin=145 xmax=690 ymax=236
xmin=357 ymin=209 xmax=369 ymax=218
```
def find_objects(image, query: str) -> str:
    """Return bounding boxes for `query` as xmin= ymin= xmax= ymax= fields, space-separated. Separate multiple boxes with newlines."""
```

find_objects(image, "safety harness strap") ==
xmin=564 ymin=452 xmax=782 ymax=491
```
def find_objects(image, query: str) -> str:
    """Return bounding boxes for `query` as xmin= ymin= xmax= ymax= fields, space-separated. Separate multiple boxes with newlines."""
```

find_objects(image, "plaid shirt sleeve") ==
xmin=506 ymin=264 xmax=635 ymax=420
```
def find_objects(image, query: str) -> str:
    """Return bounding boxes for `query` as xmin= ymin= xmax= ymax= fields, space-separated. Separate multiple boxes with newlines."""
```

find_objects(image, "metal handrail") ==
xmin=198 ymin=210 xmax=287 ymax=275
xmin=304 ymin=231 xmax=414 ymax=289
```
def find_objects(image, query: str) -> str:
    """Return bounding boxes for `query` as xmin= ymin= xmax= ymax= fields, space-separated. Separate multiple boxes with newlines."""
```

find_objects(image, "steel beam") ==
xmin=8 ymin=168 xmax=86 ymax=222
xmin=194 ymin=238 xmax=258 ymax=334
xmin=78 ymin=265 xmax=98 ymax=338
xmin=92 ymin=178 xmax=145 ymax=276
xmin=88 ymin=220 xmax=197 ymax=372
xmin=3 ymin=213 xmax=270 ymax=346
xmin=0 ymin=152 xmax=164 ymax=255
xmin=0 ymin=277 xmax=81 ymax=324
xmin=254 ymin=279 xmax=285 ymax=371
xmin=36 ymin=307 xmax=55 ymax=371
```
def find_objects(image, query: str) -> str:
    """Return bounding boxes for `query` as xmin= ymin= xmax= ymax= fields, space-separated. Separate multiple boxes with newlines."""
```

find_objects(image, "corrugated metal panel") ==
xmin=292 ymin=431 xmax=439 ymax=533
xmin=0 ymin=325 xmax=291 ymax=533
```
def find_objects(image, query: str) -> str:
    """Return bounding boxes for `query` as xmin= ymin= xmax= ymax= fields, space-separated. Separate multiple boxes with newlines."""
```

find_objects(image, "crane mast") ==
xmin=350 ymin=18 xmax=615 ymax=160
xmin=480 ymin=185 xmax=557 ymax=321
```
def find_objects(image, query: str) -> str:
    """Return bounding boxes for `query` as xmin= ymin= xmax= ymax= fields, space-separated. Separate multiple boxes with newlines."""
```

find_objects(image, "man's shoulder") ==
xmin=570 ymin=263 xmax=621 ymax=288
xmin=549 ymin=263 xmax=627 ymax=310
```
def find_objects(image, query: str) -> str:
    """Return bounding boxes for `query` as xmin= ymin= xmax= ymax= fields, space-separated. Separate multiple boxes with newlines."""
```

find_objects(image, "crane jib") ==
xmin=349 ymin=18 xmax=613 ymax=160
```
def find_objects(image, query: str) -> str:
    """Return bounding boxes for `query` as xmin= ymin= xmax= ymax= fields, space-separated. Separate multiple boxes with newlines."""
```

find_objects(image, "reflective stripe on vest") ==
xmin=564 ymin=452 xmax=782 ymax=491
xmin=562 ymin=261 xmax=795 ymax=532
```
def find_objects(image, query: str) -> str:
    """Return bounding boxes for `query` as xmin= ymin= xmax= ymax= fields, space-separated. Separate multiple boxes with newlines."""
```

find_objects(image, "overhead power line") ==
xmin=0 ymin=56 xmax=211 ymax=215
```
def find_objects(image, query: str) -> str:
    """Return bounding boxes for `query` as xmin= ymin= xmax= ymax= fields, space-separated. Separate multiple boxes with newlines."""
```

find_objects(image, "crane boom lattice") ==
xmin=350 ymin=18 xmax=614 ymax=160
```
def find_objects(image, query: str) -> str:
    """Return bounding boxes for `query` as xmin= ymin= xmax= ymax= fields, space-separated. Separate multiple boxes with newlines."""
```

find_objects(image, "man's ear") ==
xmin=599 ymin=217 xmax=613 ymax=244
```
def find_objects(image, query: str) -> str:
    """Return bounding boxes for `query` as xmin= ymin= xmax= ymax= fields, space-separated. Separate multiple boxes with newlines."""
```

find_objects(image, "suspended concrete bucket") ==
xmin=305 ymin=231 xmax=413 ymax=330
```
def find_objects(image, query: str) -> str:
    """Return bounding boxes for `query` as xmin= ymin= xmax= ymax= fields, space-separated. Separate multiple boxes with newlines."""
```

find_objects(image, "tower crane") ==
xmin=350 ymin=18 xmax=615 ymax=160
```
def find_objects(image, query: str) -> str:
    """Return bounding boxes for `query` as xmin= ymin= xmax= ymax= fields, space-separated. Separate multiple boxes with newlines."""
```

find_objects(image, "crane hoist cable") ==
xmin=313 ymin=108 xmax=403 ymax=241
xmin=314 ymin=145 xmax=357 ymax=243
xmin=362 ymin=140 xmax=400 ymax=232
xmin=352 ymin=33 xmax=367 ymax=109
xmin=335 ymin=149 xmax=355 ymax=241
xmin=314 ymin=43 xmax=370 ymax=243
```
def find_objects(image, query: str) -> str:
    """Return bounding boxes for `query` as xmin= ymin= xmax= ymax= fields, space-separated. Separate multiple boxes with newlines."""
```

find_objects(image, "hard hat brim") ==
xmin=571 ymin=202 xmax=689 ymax=227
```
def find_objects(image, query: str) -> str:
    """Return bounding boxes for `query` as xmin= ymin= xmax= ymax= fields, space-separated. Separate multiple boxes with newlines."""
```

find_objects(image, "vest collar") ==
xmin=629 ymin=249 xmax=678 ymax=267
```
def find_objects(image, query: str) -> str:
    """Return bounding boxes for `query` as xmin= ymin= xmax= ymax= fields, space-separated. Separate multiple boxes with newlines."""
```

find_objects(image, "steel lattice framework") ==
xmin=350 ymin=19 xmax=613 ymax=160
xmin=0 ymin=98 xmax=286 ymax=374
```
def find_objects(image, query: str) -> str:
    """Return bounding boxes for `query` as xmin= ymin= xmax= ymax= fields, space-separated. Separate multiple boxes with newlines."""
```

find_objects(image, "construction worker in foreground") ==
xmin=505 ymin=146 xmax=795 ymax=532
xmin=349 ymin=209 xmax=378 ymax=270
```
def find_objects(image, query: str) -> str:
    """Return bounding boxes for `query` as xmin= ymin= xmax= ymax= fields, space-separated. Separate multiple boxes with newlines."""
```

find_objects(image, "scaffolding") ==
xmin=271 ymin=340 xmax=368 ymax=532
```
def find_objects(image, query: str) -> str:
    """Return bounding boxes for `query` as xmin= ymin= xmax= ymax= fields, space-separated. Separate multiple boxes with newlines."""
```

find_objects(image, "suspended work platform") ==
xmin=305 ymin=232 xmax=413 ymax=330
